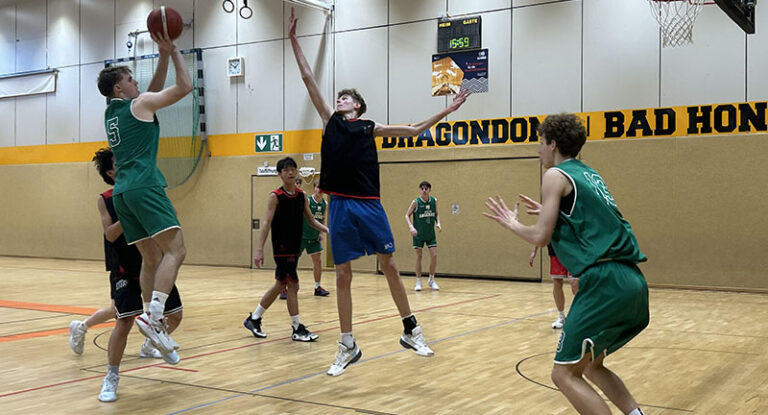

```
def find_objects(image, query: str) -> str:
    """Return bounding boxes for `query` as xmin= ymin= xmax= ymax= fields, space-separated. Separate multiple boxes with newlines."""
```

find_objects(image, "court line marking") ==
xmin=0 ymin=322 xmax=115 ymax=343
xmin=0 ymin=294 xmax=502 ymax=399
xmin=0 ymin=299 xmax=99 ymax=315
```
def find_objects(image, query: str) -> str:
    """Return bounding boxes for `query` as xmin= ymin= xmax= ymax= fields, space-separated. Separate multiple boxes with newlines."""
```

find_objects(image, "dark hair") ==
xmin=419 ymin=181 xmax=431 ymax=189
xmin=97 ymin=66 xmax=131 ymax=98
xmin=337 ymin=88 xmax=367 ymax=117
xmin=93 ymin=148 xmax=115 ymax=185
xmin=276 ymin=157 xmax=297 ymax=172
xmin=538 ymin=113 xmax=587 ymax=158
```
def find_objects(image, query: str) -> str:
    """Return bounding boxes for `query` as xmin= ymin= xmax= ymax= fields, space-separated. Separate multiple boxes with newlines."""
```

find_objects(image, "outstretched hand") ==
xmin=483 ymin=195 xmax=519 ymax=231
xmin=150 ymin=31 xmax=175 ymax=55
xmin=289 ymin=7 xmax=298 ymax=38
xmin=447 ymin=89 xmax=472 ymax=112
xmin=518 ymin=194 xmax=541 ymax=215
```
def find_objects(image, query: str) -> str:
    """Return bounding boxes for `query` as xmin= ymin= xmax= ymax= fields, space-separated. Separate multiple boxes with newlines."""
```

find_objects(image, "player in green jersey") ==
xmin=405 ymin=181 xmax=441 ymax=291
xmin=96 ymin=31 xmax=193 ymax=357
xmin=299 ymin=179 xmax=330 ymax=296
xmin=484 ymin=113 xmax=648 ymax=415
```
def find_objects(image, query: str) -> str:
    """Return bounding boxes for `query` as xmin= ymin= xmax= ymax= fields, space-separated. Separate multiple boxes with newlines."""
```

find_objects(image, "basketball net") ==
xmin=647 ymin=0 xmax=707 ymax=47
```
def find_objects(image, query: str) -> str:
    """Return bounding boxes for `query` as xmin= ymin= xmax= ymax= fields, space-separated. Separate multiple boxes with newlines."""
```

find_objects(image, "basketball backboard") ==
xmin=714 ymin=0 xmax=756 ymax=34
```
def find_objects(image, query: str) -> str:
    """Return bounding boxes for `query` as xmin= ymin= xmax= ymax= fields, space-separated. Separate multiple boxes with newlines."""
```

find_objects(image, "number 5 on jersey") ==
xmin=107 ymin=116 xmax=121 ymax=147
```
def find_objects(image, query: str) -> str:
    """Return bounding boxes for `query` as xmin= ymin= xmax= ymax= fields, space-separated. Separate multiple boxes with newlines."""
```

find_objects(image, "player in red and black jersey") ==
xmin=244 ymin=157 xmax=329 ymax=342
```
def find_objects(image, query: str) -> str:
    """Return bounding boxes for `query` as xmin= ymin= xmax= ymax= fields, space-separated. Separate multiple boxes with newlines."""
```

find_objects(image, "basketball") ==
xmin=146 ymin=6 xmax=183 ymax=40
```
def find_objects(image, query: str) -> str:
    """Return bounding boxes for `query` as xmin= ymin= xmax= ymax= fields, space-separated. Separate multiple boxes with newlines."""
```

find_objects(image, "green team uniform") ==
xmin=411 ymin=196 xmax=437 ymax=248
xmin=105 ymin=98 xmax=179 ymax=245
xmin=550 ymin=159 xmax=649 ymax=364
xmin=300 ymin=194 xmax=326 ymax=255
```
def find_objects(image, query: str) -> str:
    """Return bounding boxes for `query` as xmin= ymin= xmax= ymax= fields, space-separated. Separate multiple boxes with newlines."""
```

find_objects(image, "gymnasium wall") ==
xmin=1 ymin=0 xmax=767 ymax=290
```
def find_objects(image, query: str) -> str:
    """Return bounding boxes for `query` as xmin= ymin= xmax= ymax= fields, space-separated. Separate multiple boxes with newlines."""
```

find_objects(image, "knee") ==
xmin=287 ymin=280 xmax=299 ymax=291
xmin=379 ymin=255 xmax=398 ymax=272
xmin=167 ymin=310 xmax=182 ymax=325
xmin=116 ymin=317 xmax=134 ymax=334
xmin=172 ymin=244 xmax=187 ymax=264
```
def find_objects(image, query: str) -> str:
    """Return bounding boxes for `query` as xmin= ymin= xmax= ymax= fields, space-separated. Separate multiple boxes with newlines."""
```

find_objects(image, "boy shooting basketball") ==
xmin=97 ymin=31 xmax=192 ymax=355
xmin=484 ymin=113 xmax=648 ymax=415
xmin=289 ymin=8 xmax=470 ymax=376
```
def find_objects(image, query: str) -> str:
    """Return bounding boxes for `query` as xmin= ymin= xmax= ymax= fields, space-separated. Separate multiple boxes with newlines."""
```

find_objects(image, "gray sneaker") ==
xmin=139 ymin=338 xmax=162 ymax=359
xmin=400 ymin=326 xmax=434 ymax=356
xmin=326 ymin=342 xmax=362 ymax=376
xmin=69 ymin=320 xmax=87 ymax=355
xmin=97 ymin=372 xmax=119 ymax=402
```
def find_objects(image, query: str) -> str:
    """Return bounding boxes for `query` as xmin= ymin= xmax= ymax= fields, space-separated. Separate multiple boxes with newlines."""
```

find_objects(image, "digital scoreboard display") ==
xmin=437 ymin=16 xmax=482 ymax=53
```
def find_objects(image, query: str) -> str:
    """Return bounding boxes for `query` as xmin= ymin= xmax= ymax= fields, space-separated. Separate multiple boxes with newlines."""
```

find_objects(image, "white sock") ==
xmin=628 ymin=409 xmax=644 ymax=415
xmin=314 ymin=281 xmax=321 ymax=289
xmin=428 ymin=274 xmax=435 ymax=281
xmin=143 ymin=302 xmax=151 ymax=313
xmin=291 ymin=314 xmax=302 ymax=329
xmin=559 ymin=310 xmax=566 ymax=318
xmin=251 ymin=304 xmax=266 ymax=320
xmin=341 ymin=332 xmax=355 ymax=349
xmin=107 ymin=364 xmax=119 ymax=376
xmin=149 ymin=291 xmax=168 ymax=321
xmin=82 ymin=320 xmax=91 ymax=330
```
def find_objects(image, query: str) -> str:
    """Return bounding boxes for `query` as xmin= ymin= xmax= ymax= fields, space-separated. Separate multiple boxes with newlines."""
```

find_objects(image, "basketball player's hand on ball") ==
xmin=150 ymin=31 xmax=175 ymax=55
xmin=518 ymin=194 xmax=541 ymax=215
xmin=447 ymin=89 xmax=472 ymax=112
xmin=289 ymin=7 xmax=298 ymax=38
xmin=483 ymin=196 xmax=519 ymax=231
xmin=254 ymin=250 xmax=264 ymax=268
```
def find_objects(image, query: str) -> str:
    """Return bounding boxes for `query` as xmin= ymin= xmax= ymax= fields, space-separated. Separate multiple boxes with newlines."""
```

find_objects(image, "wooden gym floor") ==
xmin=1 ymin=256 xmax=767 ymax=414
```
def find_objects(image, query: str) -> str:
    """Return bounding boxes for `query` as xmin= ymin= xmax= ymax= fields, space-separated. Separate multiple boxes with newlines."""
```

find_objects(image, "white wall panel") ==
xmin=237 ymin=40 xmax=283 ymax=133
xmin=389 ymin=0 xmax=444 ymax=25
xmin=284 ymin=34 xmax=333 ymax=130
xmin=0 ymin=99 xmax=15 ymax=146
xmin=47 ymin=0 xmax=80 ymax=68
xmin=16 ymin=94 xmax=46 ymax=146
xmin=195 ymin=0 xmax=237 ymax=48
xmin=583 ymin=0 xmax=659 ymax=112
xmin=449 ymin=0 xmax=510 ymax=15
xmin=46 ymin=65 xmax=79 ymax=144
xmin=238 ymin=0 xmax=283 ymax=43
xmin=80 ymin=63 xmax=106 ymax=142
xmin=285 ymin=2 xmax=330 ymax=37
xmin=335 ymin=27 xmax=388 ymax=123
xmin=747 ymin=0 xmax=768 ymax=101
xmin=389 ymin=20 xmax=445 ymax=124
xmin=80 ymin=0 xmax=115 ymax=64
xmin=203 ymin=46 xmax=238 ymax=135
xmin=448 ymin=9 xmax=510 ymax=121
xmin=661 ymin=5 xmax=746 ymax=107
xmin=336 ymin=0 xmax=387 ymax=32
xmin=16 ymin=0 xmax=46 ymax=72
xmin=512 ymin=1 xmax=581 ymax=116
xmin=513 ymin=0 xmax=559 ymax=7
xmin=0 ymin=5 xmax=15 ymax=75
xmin=115 ymin=1 xmax=153 ymax=60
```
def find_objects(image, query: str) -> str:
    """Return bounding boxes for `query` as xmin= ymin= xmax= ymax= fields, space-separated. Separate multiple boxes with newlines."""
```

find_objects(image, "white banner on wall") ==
xmin=0 ymin=70 xmax=58 ymax=99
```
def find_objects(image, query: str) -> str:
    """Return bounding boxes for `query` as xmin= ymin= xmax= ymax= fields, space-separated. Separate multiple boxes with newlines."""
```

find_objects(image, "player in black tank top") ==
xmin=289 ymin=8 xmax=471 ymax=376
xmin=245 ymin=157 xmax=328 ymax=343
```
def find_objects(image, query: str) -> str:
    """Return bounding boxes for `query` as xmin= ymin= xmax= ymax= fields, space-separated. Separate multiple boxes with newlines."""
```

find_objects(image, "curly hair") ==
xmin=538 ymin=113 xmax=587 ymax=158
xmin=337 ymin=88 xmax=367 ymax=117
xmin=97 ymin=66 xmax=131 ymax=98
xmin=93 ymin=148 xmax=115 ymax=185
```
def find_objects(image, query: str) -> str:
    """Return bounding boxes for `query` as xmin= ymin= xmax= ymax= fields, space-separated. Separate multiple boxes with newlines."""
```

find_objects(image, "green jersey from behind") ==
xmin=550 ymin=159 xmax=646 ymax=276
xmin=302 ymin=195 xmax=326 ymax=240
xmin=105 ymin=98 xmax=167 ymax=194
xmin=412 ymin=196 xmax=437 ymax=241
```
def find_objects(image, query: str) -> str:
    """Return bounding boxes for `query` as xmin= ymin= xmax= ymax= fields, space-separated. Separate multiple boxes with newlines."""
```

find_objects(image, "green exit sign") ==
xmin=255 ymin=134 xmax=283 ymax=152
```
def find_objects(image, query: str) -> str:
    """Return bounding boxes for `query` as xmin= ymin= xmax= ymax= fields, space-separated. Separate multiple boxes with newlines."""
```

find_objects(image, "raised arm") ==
xmin=374 ymin=89 xmax=471 ymax=137
xmin=405 ymin=200 xmax=418 ymax=236
xmin=146 ymin=38 xmax=171 ymax=92
xmin=133 ymin=32 xmax=193 ymax=119
xmin=288 ymin=8 xmax=333 ymax=124
xmin=254 ymin=193 xmax=278 ymax=268
xmin=97 ymin=196 xmax=123 ymax=242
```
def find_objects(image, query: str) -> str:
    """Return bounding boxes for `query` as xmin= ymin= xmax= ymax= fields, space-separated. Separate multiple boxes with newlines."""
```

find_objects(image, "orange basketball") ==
xmin=146 ymin=6 xmax=183 ymax=40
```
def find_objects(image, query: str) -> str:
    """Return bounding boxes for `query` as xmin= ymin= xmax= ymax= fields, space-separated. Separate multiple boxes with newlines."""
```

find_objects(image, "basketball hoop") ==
xmin=647 ymin=0 xmax=709 ymax=47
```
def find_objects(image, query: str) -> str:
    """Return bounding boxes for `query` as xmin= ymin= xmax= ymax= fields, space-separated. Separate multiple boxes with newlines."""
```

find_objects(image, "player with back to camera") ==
xmin=96 ymin=29 xmax=192 ymax=357
xmin=483 ymin=113 xmax=649 ymax=415
xmin=289 ymin=8 xmax=470 ymax=376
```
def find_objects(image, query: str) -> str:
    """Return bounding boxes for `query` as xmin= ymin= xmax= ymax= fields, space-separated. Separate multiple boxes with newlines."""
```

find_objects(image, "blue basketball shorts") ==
xmin=328 ymin=196 xmax=396 ymax=265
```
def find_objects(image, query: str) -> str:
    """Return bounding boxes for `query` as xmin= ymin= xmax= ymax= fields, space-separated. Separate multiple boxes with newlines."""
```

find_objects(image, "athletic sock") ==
xmin=341 ymin=332 xmax=355 ymax=349
xmin=107 ymin=364 xmax=120 ymax=376
xmin=314 ymin=281 xmax=321 ymax=289
xmin=402 ymin=314 xmax=418 ymax=335
xmin=628 ymin=409 xmax=644 ymax=415
xmin=148 ymin=291 xmax=168 ymax=321
xmin=428 ymin=274 xmax=435 ymax=280
xmin=143 ymin=302 xmax=150 ymax=313
xmin=251 ymin=304 xmax=266 ymax=320
xmin=291 ymin=314 xmax=301 ymax=330
xmin=82 ymin=320 xmax=91 ymax=329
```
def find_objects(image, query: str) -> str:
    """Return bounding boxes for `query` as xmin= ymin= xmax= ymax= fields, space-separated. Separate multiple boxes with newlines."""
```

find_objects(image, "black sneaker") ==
xmin=243 ymin=315 xmax=266 ymax=338
xmin=314 ymin=286 xmax=330 ymax=296
xmin=291 ymin=324 xmax=319 ymax=342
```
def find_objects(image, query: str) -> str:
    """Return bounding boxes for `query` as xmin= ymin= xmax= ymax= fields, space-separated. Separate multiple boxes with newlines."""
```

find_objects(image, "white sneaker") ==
xmin=427 ymin=278 xmax=439 ymax=291
xmin=69 ymin=320 xmax=87 ymax=355
xmin=326 ymin=342 xmax=362 ymax=377
xmin=160 ymin=349 xmax=180 ymax=365
xmin=414 ymin=279 xmax=422 ymax=291
xmin=135 ymin=313 xmax=178 ymax=353
xmin=139 ymin=338 xmax=162 ymax=359
xmin=552 ymin=314 xmax=565 ymax=329
xmin=97 ymin=372 xmax=119 ymax=402
xmin=399 ymin=326 xmax=434 ymax=356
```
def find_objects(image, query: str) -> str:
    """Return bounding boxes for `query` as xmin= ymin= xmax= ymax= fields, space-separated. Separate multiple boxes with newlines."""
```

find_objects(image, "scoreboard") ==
xmin=437 ymin=16 xmax=482 ymax=53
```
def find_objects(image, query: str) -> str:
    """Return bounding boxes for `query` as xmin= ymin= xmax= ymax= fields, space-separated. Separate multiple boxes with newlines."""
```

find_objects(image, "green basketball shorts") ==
xmin=412 ymin=236 xmax=437 ymax=248
xmin=300 ymin=238 xmax=323 ymax=255
xmin=554 ymin=261 xmax=649 ymax=364
xmin=113 ymin=186 xmax=180 ymax=245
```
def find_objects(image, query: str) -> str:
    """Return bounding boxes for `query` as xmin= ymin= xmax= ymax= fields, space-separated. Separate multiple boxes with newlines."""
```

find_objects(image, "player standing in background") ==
xmin=405 ymin=181 xmax=441 ymax=291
